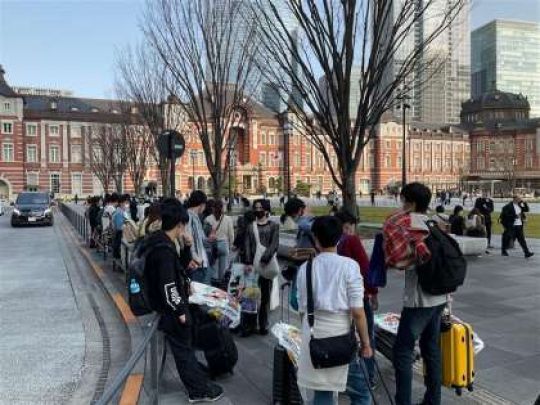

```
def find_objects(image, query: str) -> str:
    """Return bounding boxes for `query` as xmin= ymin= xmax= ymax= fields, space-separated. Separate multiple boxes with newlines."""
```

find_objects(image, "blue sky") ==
xmin=1 ymin=0 xmax=539 ymax=99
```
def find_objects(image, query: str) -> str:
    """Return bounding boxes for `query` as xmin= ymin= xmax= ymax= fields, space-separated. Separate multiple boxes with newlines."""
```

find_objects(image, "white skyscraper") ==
xmin=387 ymin=0 xmax=471 ymax=124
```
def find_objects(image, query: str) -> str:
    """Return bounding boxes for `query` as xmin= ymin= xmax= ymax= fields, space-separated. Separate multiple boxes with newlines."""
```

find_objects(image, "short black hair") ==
xmin=186 ymin=190 xmax=207 ymax=208
xmin=119 ymin=194 xmax=130 ymax=204
xmin=253 ymin=198 xmax=271 ymax=212
xmin=311 ymin=216 xmax=343 ymax=248
xmin=161 ymin=198 xmax=189 ymax=231
xmin=436 ymin=205 xmax=445 ymax=213
xmin=109 ymin=193 xmax=119 ymax=203
xmin=453 ymin=205 xmax=464 ymax=216
xmin=334 ymin=209 xmax=357 ymax=225
xmin=400 ymin=182 xmax=432 ymax=213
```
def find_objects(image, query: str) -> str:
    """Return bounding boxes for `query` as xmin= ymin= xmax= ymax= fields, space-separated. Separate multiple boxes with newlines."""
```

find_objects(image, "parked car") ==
xmin=11 ymin=192 xmax=54 ymax=227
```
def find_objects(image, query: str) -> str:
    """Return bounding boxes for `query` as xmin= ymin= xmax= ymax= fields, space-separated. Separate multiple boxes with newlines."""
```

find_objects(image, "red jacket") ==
xmin=338 ymin=234 xmax=378 ymax=297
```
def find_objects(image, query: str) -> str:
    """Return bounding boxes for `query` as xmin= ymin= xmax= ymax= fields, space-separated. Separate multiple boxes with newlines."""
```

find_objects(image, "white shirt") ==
xmin=513 ymin=203 xmax=522 ymax=226
xmin=297 ymin=252 xmax=364 ymax=313
xmin=205 ymin=214 xmax=235 ymax=247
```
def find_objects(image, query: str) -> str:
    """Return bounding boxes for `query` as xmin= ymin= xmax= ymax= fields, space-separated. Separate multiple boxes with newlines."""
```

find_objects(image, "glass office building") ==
xmin=472 ymin=20 xmax=540 ymax=118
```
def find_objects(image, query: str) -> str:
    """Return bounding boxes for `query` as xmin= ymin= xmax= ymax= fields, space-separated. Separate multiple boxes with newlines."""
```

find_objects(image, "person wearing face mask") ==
xmin=383 ymin=183 xmax=447 ymax=405
xmin=112 ymin=194 xmax=131 ymax=259
xmin=185 ymin=190 xmax=212 ymax=284
xmin=335 ymin=209 xmax=377 ymax=402
xmin=280 ymin=198 xmax=307 ymax=231
xmin=143 ymin=198 xmax=224 ymax=403
xmin=449 ymin=205 xmax=466 ymax=236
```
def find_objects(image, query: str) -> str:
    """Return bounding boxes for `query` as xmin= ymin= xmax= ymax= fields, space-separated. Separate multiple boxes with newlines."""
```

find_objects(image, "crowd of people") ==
xmin=81 ymin=185 xmax=534 ymax=404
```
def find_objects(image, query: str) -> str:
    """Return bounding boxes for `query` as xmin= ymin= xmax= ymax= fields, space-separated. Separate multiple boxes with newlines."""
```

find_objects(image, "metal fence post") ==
xmin=150 ymin=332 xmax=159 ymax=405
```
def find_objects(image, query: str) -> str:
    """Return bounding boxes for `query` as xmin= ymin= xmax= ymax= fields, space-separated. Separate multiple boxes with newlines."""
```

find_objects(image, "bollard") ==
xmin=150 ymin=331 xmax=159 ymax=405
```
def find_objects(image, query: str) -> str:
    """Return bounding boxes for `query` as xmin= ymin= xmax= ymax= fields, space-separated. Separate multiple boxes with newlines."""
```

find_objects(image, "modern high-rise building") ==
xmin=471 ymin=20 xmax=540 ymax=118
xmin=386 ymin=0 xmax=471 ymax=124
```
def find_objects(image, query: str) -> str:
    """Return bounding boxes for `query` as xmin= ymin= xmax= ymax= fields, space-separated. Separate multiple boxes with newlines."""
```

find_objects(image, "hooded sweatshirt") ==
xmin=143 ymin=231 xmax=190 ymax=318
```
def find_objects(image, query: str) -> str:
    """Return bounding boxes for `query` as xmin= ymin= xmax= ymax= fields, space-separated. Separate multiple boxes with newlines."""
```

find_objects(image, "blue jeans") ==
xmin=363 ymin=298 xmax=376 ymax=384
xmin=346 ymin=299 xmax=374 ymax=405
xmin=346 ymin=357 xmax=372 ymax=405
xmin=393 ymin=304 xmax=445 ymax=405
xmin=312 ymin=391 xmax=335 ymax=405
xmin=212 ymin=240 xmax=229 ymax=280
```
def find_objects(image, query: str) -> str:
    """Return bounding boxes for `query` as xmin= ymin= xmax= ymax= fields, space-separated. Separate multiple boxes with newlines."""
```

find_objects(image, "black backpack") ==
xmin=192 ymin=306 xmax=238 ymax=377
xmin=416 ymin=221 xmax=467 ymax=295
xmin=127 ymin=241 xmax=169 ymax=316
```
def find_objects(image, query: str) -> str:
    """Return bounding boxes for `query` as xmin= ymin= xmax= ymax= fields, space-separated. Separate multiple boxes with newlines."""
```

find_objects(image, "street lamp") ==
xmin=397 ymin=86 xmax=411 ymax=187
xmin=190 ymin=150 xmax=197 ymax=191
xmin=227 ymin=144 xmax=235 ymax=212
xmin=283 ymin=118 xmax=293 ymax=199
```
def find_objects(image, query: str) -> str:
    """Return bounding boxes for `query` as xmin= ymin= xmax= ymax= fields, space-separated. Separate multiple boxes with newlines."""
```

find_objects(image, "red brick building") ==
xmin=461 ymin=89 xmax=540 ymax=194
xmin=0 ymin=66 xmax=469 ymax=200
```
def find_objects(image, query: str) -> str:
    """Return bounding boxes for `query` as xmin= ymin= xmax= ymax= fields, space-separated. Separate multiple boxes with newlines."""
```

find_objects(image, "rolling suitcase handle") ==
xmin=280 ymin=281 xmax=292 ymax=323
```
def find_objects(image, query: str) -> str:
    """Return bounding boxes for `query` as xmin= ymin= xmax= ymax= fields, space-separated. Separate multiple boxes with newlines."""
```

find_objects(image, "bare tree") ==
xmin=254 ymin=0 xmax=467 ymax=212
xmin=116 ymin=43 xmax=182 ymax=195
xmin=142 ymin=0 xmax=259 ymax=198
xmin=89 ymin=124 xmax=128 ymax=194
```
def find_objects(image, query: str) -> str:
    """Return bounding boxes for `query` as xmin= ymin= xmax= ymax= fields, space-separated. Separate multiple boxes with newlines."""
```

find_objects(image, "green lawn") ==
xmin=275 ymin=205 xmax=540 ymax=238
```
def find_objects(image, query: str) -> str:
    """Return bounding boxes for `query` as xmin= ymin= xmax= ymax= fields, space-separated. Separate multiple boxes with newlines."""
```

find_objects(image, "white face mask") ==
xmin=124 ymin=204 xmax=130 ymax=210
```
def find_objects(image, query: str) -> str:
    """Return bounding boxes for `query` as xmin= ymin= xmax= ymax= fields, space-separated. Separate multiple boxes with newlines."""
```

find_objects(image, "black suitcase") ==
xmin=272 ymin=282 xmax=303 ymax=404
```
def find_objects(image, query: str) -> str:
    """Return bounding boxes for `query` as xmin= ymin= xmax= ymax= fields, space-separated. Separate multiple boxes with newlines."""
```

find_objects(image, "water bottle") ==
xmin=130 ymin=279 xmax=140 ymax=294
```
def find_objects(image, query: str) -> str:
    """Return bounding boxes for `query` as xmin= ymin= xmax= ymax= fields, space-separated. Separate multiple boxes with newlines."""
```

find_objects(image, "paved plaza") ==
xmin=1 ymin=207 xmax=539 ymax=404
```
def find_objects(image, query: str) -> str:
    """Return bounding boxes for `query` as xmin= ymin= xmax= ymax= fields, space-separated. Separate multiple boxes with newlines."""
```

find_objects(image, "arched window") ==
xmin=206 ymin=177 xmax=213 ymax=192
xmin=269 ymin=177 xmax=276 ymax=189
xmin=188 ymin=176 xmax=194 ymax=190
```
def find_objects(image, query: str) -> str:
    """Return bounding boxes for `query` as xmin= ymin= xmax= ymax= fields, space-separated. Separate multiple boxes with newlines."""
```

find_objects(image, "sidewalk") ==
xmin=0 ymin=214 xmax=85 ymax=404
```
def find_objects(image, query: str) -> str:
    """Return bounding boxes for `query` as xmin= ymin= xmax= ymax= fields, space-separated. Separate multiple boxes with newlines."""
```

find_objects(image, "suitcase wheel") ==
xmin=468 ymin=384 xmax=474 ymax=392
xmin=455 ymin=387 xmax=463 ymax=396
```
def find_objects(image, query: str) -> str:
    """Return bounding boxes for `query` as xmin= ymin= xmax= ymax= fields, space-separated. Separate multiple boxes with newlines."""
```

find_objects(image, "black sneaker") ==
xmin=502 ymin=251 xmax=509 ymax=256
xmin=525 ymin=252 xmax=535 ymax=259
xmin=188 ymin=385 xmax=224 ymax=403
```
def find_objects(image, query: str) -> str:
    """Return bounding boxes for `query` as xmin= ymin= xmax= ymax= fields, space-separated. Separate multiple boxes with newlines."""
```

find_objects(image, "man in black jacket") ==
xmin=500 ymin=195 xmax=534 ymax=258
xmin=144 ymin=198 xmax=223 ymax=403
xmin=474 ymin=191 xmax=494 ymax=248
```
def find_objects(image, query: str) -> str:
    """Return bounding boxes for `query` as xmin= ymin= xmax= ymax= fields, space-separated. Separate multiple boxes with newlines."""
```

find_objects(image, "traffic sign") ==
xmin=157 ymin=130 xmax=186 ymax=159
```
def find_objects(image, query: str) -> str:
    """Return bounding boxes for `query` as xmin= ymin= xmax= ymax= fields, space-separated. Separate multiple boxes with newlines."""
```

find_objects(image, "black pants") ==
xmin=241 ymin=276 xmax=272 ymax=334
xmin=113 ymin=230 xmax=122 ymax=259
xmin=502 ymin=225 xmax=530 ymax=254
xmin=485 ymin=219 xmax=492 ymax=246
xmin=160 ymin=313 xmax=210 ymax=397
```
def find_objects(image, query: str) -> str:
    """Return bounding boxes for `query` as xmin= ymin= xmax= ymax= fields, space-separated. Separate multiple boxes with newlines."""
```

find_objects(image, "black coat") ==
xmin=499 ymin=201 xmax=529 ymax=229
xmin=474 ymin=197 xmax=494 ymax=221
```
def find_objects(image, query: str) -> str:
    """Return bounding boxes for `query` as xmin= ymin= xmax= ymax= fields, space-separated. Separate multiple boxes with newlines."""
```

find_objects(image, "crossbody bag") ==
xmin=306 ymin=259 xmax=357 ymax=369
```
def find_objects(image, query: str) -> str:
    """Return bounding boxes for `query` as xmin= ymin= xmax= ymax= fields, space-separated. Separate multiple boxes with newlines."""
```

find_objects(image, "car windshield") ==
xmin=17 ymin=194 xmax=49 ymax=205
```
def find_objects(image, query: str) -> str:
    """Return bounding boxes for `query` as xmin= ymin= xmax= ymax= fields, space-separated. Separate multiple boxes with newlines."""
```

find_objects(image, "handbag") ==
xmin=306 ymin=259 xmax=357 ymax=369
xmin=252 ymin=222 xmax=279 ymax=279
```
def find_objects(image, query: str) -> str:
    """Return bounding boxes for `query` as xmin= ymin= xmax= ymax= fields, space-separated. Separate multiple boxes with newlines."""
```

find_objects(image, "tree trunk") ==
xmin=341 ymin=171 xmax=357 ymax=216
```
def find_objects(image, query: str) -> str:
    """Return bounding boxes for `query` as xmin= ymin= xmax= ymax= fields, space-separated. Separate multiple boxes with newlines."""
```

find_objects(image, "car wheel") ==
xmin=11 ymin=222 xmax=18 ymax=228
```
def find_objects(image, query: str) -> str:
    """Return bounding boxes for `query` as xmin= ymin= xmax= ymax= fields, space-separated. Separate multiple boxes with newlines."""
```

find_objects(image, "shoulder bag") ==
xmin=306 ymin=259 xmax=357 ymax=369
xmin=252 ymin=222 xmax=280 ymax=279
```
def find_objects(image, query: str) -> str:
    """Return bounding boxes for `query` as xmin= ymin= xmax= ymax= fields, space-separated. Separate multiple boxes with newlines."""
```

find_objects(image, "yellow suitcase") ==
xmin=440 ymin=319 xmax=475 ymax=395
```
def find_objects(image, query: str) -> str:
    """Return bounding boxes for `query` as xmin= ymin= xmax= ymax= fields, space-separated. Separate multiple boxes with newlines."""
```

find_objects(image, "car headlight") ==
xmin=13 ymin=208 xmax=21 ymax=215
xmin=44 ymin=208 xmax=52 ymax=215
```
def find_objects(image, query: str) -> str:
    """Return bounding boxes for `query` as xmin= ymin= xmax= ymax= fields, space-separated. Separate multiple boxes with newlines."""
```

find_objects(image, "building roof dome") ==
xmin=462 ymin=89 xmax=530 ymax=113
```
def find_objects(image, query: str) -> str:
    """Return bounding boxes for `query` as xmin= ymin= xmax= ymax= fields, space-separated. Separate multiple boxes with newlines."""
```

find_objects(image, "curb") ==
xmin=66 ymin=224 xmax=147 ymax=405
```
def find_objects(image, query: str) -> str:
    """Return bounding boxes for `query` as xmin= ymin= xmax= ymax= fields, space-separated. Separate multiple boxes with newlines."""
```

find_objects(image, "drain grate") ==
xmin=89 ymin=294 xmax=111 ymax=404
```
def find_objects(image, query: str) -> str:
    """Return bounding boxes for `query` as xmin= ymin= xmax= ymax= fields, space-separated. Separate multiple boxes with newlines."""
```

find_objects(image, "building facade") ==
xmin=471 ymin=19 xmax=540 ymax=118
xmin=0 ymin=66 xmax=469 ymax=200
xmin=386 ymin=0 xmax=471 ymax=124
xmin=461 ymin=89 xmax=540 ymax=194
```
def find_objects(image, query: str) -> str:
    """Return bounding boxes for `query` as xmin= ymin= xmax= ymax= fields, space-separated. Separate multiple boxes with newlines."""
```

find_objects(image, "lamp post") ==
xmin=283 ymin=119 xmax=292 ymax=199
xmin=397 ymin=87 xmax=411 ymax=187
xmin=227 ymin=144 xmax=235 ymax=212
xmin=190 ymin=150 xmax=197 ymax=191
